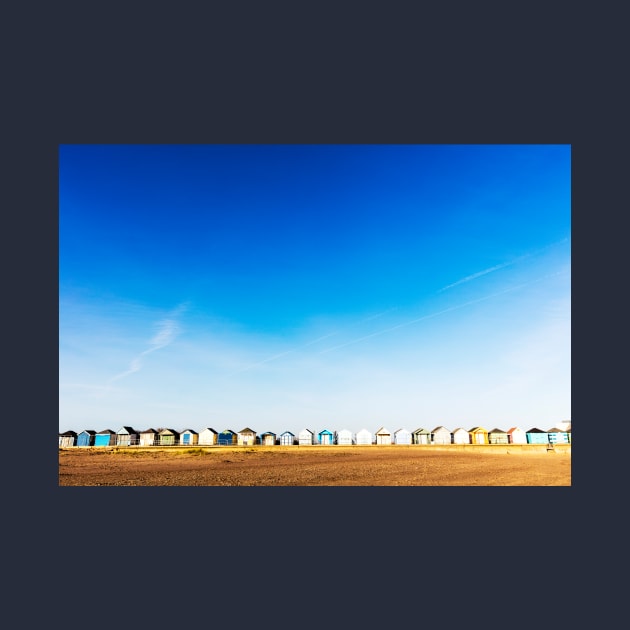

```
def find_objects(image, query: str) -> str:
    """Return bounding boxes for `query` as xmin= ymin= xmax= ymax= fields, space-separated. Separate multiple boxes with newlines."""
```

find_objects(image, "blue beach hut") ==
xmin=76 ymin=430 xmax=96 ymax=446
xmin=217 ymin=429 xmax=237 ymax=445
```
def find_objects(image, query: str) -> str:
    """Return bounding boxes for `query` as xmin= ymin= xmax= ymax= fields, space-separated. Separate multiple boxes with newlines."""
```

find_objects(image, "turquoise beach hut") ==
xmin=318 ymin=429 xmax=334 ymax=445
xmin=526 ymin=428 xmax=548 ymax=444
xmin=94 ymin=429 xmax=116 ymax=446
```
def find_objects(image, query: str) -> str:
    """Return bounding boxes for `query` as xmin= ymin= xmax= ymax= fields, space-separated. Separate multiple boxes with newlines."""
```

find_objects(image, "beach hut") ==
xmin=298 ymin=429 xmax=315 ymax=445
xmin=180 ymin=429 xmax=199 ymax=446
xmin=198 ymin=428 xmax=218 ymax=445
xmin=94 ymin=430 xmax=116 ymax=446
xmin=59 ymin=431 xmax=77 ymax=447
xmin=375 ymin=427 xmax=392 ymax=445
xmin=452 ymin=428 xmax=470 ymax=444
xmin=507 ymin=427 xmax=527 ymax=444
xmin=431 ymin=426 xmax=451 ymax=445
xmin=393 ymin=428 xmax=412 ymax=445
xmin=158 ymin=428 xmax=180 ymax=446
xmin=76 ymin=430 xmax=96 ymax=447
xmin=217 ymin=429 xmax=237 ymax=445
xmin=260 ymin=432 xmax=276 ymax=446
xmin=139 ymin=428 xmax=158 ymax=446
xmin=279 ymin=431 xmax=295 ymax=445
xmin=547 ymin=427 xmax=570 ymax=444
xmin=335 ymin=429 xmax=353 ymax=445
xmin=413 ymin=428 xmax=431 ymax=445
xmin=488 ymin=428 xmax=509 ymax=445
xmin=116 ymin=426 xmax=139 ymax=446
xmin=526 ymin=428 xmax=548 ymax=444
xmin=468 ymin=427 xmax=489 ymax=445
xmin=355 ymin=428 xmax=372 ymax=445
xmin=237 ymin=427 xmax=257 ymax=446
xmin=318 ymin=429 xmax=334 ymax=445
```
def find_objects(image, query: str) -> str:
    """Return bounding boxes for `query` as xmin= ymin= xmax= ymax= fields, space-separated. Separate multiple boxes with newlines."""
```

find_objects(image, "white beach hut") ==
xmin=393 ymin=428 xmax=412 ymax=444
xmin=298 ymin=429 xmax=315 ymax=445
xmin=335 ymin=429 xmax=353 ymax=445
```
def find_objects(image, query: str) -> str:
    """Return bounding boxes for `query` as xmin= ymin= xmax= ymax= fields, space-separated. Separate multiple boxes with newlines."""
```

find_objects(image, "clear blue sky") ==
xmin=59 ymin=144 xmax=571 ymax=436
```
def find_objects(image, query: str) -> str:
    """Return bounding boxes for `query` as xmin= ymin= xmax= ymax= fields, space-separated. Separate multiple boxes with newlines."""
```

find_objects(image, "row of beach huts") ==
xmin=58 ymin=424 xmax=572 ymax=447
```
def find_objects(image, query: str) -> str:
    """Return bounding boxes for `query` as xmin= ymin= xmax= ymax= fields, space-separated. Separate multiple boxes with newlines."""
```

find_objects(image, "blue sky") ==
xmin=59 ymin=144 xmax=571 ymax=435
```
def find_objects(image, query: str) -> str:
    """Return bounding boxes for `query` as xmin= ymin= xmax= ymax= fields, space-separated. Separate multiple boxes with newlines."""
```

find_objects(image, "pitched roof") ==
xmin=117 ymin=426 xmax=137 ymax=434
xmin=180 ymin=429 xmax=198 ymax=434
xmin=489 ymin=428 xmax=507 ymax=434
xmin=140 ymin=428 xmax=158 ymax=434
xmin=506 ymin=427 xmax=523 ymax=433
xmin=97 ymin=429 xmax=115 ymax=434
xmin=375 ymin=427 xmax=391 ymax=434
xmin=432 ymin=426 xmax=449 ymax=432
xmin=413 ymin=428 xmax=431 ymax=434
xmin=238 ymin=427 xmax=256 ymax=434
xmin=280 ymin=431 xmax=295 ymax=436
xmin=59 ymin=430 xmax=77 ymax=437
xmin=200 ymin=427 xmax=218 ymax=433
xmin=526 ymin=427 xmax=546 ymax=433
xmin=79 ymin=429 xmax=97 ymax=435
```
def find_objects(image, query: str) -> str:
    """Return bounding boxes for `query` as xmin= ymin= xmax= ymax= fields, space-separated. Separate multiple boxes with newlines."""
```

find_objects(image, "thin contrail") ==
xmin=438 ymin=236 xmax=570 ymax=292
xmin=318 ymin=271 xmax=567 ymax=354
xmin=227 ymin=307 xmax=398 ymax=376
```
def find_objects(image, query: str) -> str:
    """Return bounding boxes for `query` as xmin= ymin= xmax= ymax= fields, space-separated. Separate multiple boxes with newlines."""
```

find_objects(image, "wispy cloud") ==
xmin=108 ymin=302 xmax=189 ymax=383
